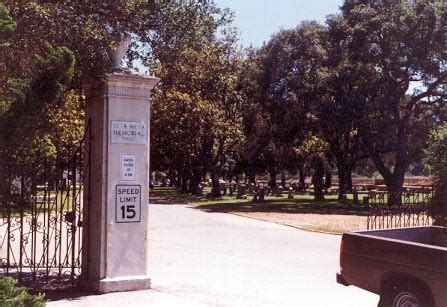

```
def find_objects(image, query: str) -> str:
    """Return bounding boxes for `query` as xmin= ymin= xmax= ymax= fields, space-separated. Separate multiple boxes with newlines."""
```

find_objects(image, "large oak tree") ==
xmin=336 ymin=0 xmax=447 ymax=201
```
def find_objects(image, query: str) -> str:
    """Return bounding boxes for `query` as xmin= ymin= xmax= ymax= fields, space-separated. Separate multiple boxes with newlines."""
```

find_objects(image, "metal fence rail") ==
xmin=0 ymin=124 xmax=90 ymax=288
xmin=367 ymin=188 xmax=434 ymax=230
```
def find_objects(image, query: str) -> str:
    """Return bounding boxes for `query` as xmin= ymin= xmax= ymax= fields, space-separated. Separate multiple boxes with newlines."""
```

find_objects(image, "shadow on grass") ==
xmin=150 ymin=186 xmax=369 ymax=216
xmin=150 ymin=186 xmax=246 ymax=205
xmin=193 ymin=198 xmax=369 ymax=216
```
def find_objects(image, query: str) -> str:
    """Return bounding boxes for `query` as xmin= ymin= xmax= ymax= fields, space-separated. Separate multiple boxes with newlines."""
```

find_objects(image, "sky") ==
xmin=215 ymin=0 xmax=344 ymax=47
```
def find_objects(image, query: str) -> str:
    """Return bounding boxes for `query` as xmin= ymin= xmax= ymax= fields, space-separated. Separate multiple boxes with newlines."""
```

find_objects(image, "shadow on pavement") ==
xmin=43 ymin=288 xmax=96 ymax=302
xmin=192 ymin=199 xmax=369 ymax=216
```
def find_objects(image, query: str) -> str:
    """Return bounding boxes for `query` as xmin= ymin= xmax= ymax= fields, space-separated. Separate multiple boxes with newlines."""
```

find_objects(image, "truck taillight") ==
xmin=339 ymin=239 xmax=344 ymax=270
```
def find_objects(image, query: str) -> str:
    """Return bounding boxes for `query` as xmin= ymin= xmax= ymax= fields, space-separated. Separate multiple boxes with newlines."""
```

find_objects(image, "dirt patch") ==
xmin=231 ymin=211 xmax=367 ymax=234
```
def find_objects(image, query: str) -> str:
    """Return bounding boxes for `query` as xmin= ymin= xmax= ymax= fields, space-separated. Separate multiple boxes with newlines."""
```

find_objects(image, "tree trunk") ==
xmin=347 ymin=171 xmax=352 ymax=192
xmin=180 ymin=177 xmax=188 ymax=193
xmin=247 ymin=169 xmax=256 ymax=184
xmin=269 ymin=170 xmax=277 ymax=188
xmin=249 ymin=174 xmax=255 ymax=184
xmin=298 ymin=166 xmax=306 ymax=191
xmin=371 ymin=152 xmax=406 ymax=206
xmin=384 ymin=173 xmax=405 ymax=206
xmin=337 ymin=160 xmax=353 ymax=199
xmin=311 ymin=157 xmax=325 ymax=201
xmin=369 ymin=124 xmax=410 ymax=206
xmin=189 ymin=169 xmax=203 ymax=195
xmin=281 ymin=170 xmax=286 ymax=187
xmin=175 ymin=175 xmax=182 ymax=189
xmin=168 ymin=169 xmax=177 ymax=187
xmin=180 ymin=168 xmax=188 ymax=193
xmin=211 ymin=169 xmax=221 ymax=198
xmin=325 ymin=168 xmax=332 ymax=190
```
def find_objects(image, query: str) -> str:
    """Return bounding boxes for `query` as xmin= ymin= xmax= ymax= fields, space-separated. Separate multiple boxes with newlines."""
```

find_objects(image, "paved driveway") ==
xmin=47 ymin=204 xmax=379 ymax=306
xmin=148 ymin=204 xmax=378 ymax=307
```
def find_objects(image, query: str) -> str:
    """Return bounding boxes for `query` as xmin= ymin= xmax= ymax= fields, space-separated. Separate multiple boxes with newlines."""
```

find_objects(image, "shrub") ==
xmin=0 ymin=276 xmax=45 ymax=307
xmin=426 ymin=124 xmax=447 ymax=225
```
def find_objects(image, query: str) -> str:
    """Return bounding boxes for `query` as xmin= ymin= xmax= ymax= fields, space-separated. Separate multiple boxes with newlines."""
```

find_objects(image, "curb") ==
xmin=228 ymin=212 xmax=343 ymax=236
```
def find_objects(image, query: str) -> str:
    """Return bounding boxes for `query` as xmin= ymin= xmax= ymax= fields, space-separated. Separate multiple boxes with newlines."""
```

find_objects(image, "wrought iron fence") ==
xmin=0 ymin=124 xmax=90 ymax=289
xmin=367 ymin=188 xmax=434 ymax=230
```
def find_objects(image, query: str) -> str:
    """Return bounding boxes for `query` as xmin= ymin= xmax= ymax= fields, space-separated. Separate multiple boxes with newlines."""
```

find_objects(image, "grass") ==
xmin=0 ymin=190 xmax=81 ymax=217
xmin=150 ymin=186 xmax=369 ymax=214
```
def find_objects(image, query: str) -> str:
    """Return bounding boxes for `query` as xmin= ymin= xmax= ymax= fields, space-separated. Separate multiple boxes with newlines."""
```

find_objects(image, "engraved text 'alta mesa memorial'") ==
xmin=111 ymin=121 xmax=147 ymax=144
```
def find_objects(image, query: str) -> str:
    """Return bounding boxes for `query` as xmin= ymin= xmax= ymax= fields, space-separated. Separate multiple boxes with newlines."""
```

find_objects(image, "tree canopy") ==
xmin=1 ymin=0 xmax=446 ymax=203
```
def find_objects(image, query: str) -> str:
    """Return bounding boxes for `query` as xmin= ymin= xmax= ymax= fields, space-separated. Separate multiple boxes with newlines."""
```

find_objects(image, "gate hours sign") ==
xmin=120 ymin=153 xmax=136 ymax=181
xmin=116 ymin=185 xmax=141 ymax=223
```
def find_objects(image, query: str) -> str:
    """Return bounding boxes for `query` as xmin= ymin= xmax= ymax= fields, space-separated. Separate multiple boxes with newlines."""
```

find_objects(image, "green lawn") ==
xmin=0 ymin=190 xmax=81 ymax=217
xmin=150 ymin=186 xmax=369 ymax=214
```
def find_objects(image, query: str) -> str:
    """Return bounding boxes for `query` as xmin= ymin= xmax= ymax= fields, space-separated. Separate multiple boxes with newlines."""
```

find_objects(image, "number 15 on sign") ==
xmin=116 ymin=185 xmax=141 ymax=223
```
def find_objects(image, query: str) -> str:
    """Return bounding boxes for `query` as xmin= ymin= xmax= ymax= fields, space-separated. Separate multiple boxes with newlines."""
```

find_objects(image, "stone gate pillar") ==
xmin=81 ymin=71 xmax=159 ymax=293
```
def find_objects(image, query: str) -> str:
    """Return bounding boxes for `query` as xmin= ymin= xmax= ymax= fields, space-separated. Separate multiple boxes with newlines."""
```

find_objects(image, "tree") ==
xmin=0 ymin=1 xmax=16 ymax=114
xmin=295 ymin=133 xmax=330 ymax=201
xmin=426 ymin=124 xmax=447 ymax=225
xmin=0 ymin=2 xmax=15 ymax=48
xmin=2 ymin=1 xmax=161 ymax=89
xmin=316 ymin=15 xmax=373 ymax=199
xmin=148 ymin=3 xmax=244 ymax=196
xmin=336 ymin=1 xmax=447 ymax=202
xmin=0 ymin=43 xmax=75 ymax=204
xmin=242 ymin=22 xmax=330 ymax=192
xmin=1 ymin=1 xmax=242 ymax=198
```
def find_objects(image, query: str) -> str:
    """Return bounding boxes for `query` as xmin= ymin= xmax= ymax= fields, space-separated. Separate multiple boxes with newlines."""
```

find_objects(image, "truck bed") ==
xmin=359 ymin=226 xmax=447 ymax=248
xmin=338 ymin=226 xmax=447 ymax=307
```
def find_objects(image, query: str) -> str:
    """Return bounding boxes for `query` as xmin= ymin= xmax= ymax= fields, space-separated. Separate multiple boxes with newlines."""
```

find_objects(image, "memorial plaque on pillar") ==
xmin=116 ymin=184 xmax=141 ymax=223
xmin=111 ymin=120 xmax=147 ymax=144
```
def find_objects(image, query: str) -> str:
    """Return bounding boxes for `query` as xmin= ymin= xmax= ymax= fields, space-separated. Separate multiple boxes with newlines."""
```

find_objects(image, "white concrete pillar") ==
xmin=81 ymin=72 xmax=158 ymax=293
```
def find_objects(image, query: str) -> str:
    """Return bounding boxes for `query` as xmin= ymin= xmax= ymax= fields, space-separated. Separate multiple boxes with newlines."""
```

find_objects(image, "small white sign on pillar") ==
xmin=120 ymin=153 xmax=137 ymax=181
xmin=116 ymin=185 xmax=141 ymax=223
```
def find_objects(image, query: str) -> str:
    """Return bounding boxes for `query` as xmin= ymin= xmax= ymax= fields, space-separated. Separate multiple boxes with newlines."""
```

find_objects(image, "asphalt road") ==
xmin=148 ymin=204 xmax=379 ymax=307
xmin=47 ymin=204 xmax=379 ymax=306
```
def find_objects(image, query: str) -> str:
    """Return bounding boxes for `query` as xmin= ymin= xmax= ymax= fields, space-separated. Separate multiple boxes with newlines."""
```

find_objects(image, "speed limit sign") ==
xmin=116 ymin=185 xmax=141 ymax=223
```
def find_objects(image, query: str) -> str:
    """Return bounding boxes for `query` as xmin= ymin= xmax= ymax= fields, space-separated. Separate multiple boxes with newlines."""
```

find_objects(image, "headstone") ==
xmin=196 ymin=184 xmax=204 ymax=196
xmin=220 ymin=182 xmax=227 ymax=196
xmin=292 ymin=182 xmax=299 ymax=193
xmin=276 ymin=185 xmax=283 ymax=197
xmin=288 ymin=187 xmax=294 ymax=200
xmin=271 ymin=186 xmax=277 ymax=196
xmin=258 ymin=187 xmax=265 ymax=202
xmin=252 ymin=190 xmax=258 ymax=202
xmin=248 ymin=183 xmax=255 ymax=195
xmin=363 ymin=196 xmax=369 ymax=206
xmin=353 ymin=188 xmax=359 ymax=205
xmin=237 ymin=184 xmax=246 ymax=199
